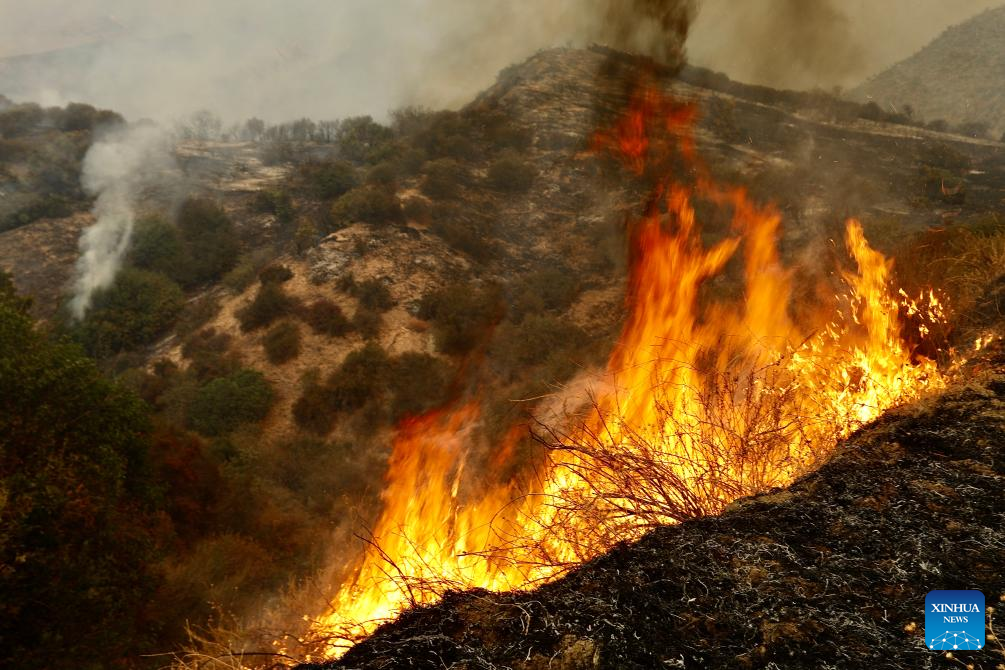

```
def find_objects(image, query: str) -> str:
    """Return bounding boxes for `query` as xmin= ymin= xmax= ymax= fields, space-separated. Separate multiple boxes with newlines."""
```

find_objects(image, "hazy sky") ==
xmin=0 ymin=0 xmax=1001 ymax=123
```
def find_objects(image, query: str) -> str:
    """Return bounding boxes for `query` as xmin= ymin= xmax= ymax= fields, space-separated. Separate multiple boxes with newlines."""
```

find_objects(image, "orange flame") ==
xmin=311 ymin=87 xmax=946 ymax=655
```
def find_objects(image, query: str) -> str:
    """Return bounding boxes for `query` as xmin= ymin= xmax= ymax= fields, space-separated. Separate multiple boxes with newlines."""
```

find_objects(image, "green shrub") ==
xmin=388 ymin=352 xmax=452 ymax=420
xmin=129 ymin=216 xmax=189 ymax=282
xmin=335 ymin=116 xmax=395 ymax=164
xmin=353 ymin=305 xmax=383 ymax=339
xmin=366 ymin=161 xmax=398 ymax=186
xmin=511 ymin=266 xmax=581 ymax=319
xmin=187 ymin=369 xmax=274 ymax=436
xmin=297 ymin=160 xmax=359 ymax=199
xmin=418 ymin=283 xmax=501 ymax=354
xmin=74 ymin=268 xmax=185 ymax=358
xmin=302 ymin=298 xmax=352 ymax=337
xmin=493 ymin=314 xmax=587 ymax=370
xmin=331 ymin=185 xmax=403 ymax=226
xmin=325 ymin=342 xmax=390 ymax=412
xmin=429 ymin=210 xmax=498 ymax=262
xmin=176 ymin=198 xmax=239 ymax=285
xmin=354 ymin=278 xmax=394 ymax=311
xmin=181 ymin=328 xmax=239 ymax=380
xmin=236 ymin=282 xmax=297 ymax=332
xmin=402 ymin=197 xmax=430 ymax=224
xmin=223 ymin=248 xmax=275 ymax=292
xmin=262 ymin=320 xmax=301 ymax=364
xmin=292 ymin=378 xmax=335 ymax=435
xmin=258 ymin=263 xmax=294 ymax=285
xmin=487 ymin=151 xmax=536 ymax=192
xmin=0 ymin=283 xmax=163 ymax=668
xmin=174 ymin=295 xmax=220 ymax=338
xmin=421 ymin=159 xmax=470 ymax=200
xmin=252 ymin=189 xmax=295 ymax=224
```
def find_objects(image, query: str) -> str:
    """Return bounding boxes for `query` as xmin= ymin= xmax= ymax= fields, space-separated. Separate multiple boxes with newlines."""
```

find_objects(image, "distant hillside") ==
xmin=851 ymin=4 xmax=1005 ymax=138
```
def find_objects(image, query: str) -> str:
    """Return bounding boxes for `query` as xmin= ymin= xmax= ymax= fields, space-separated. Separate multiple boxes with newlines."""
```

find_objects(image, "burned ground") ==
xmin=308 ymin=345 xmax=1005 ymax=670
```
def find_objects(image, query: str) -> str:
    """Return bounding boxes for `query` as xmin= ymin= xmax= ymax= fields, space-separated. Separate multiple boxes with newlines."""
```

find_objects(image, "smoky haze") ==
xmin=0 ymin=0 xmax=997 ymax=125
xmin=0 ymin=0 xmax=692 ymax=124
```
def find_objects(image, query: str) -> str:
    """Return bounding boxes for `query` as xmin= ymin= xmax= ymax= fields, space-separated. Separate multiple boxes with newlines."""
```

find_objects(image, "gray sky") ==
xmin=0 ymin=0 xmax=1000 ymax=123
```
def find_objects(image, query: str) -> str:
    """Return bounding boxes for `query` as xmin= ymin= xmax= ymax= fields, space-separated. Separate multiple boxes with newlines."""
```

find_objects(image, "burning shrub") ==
xmin=486 ymin=150 xmax=536 ymax=192
xmin=236 ymin=281 xmax=297 ymax=332
xmin=262 ymin=320 xmax=302 ymax=365
xmin=187 ymin=368 xmax=274 ymax=437
xmin=302 ymin=298 xmax=352 ymax=337
xmin=331 ymin=184 xmax=404 ymax=226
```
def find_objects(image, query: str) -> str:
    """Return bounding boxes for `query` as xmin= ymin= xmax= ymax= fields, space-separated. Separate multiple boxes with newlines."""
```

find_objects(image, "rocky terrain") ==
xmin=852 ymin=4 xmax=1005 ymax=138
xmin=307 ymin=344 xmax=1005 ymax=670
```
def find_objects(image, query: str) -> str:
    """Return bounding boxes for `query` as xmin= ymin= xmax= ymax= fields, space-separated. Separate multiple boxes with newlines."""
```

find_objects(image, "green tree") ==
xmin=0 ymin=279 xmax=163 ymax=669
xmin=176 ymin=198 xmax=239 ymax=285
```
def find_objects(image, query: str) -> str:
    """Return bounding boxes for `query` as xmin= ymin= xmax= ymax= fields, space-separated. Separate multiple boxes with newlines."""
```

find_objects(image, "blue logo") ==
xmin=925 ymin=590 xmax=985 ymax=651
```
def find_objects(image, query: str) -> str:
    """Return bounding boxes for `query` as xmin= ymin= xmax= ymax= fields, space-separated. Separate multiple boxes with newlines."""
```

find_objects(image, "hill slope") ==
xmin=309 ymin=347 xmax=1005 ymax=669
xmin=851 ymin=5 xmax=1005 ymax=137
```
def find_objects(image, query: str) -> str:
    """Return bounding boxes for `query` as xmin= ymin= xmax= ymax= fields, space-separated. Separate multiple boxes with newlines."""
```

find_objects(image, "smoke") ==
xmin=0 ymin=0 xmax=695 ymax=125
xmin=687 ymin=0 xmax=1002 ymax=91
xmin=69 ymin=123 xmax=175 ymax=318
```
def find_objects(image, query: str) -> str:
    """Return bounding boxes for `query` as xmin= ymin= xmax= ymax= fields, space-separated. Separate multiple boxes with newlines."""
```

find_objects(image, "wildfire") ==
xmin=310 ymin=86 xmax=947 ymax=655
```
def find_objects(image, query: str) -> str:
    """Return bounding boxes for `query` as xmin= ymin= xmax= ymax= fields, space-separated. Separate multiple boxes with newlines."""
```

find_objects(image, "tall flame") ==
xmin=310 ymin=86 xmax=945 ymax=655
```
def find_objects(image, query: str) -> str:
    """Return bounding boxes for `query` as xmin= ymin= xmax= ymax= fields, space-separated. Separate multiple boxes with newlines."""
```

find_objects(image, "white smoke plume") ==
xmin=69 ymin=123 xmax=175 ymax=318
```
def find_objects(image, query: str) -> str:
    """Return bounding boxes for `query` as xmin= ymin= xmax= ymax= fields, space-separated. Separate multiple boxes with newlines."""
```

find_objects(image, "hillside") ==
xmin=851 ymin=4 xmax=1005 ymax=138
xmin=307 ymin=346 xmax=1005 ymax=669
xmin=3 ymin=45 xmax=1005 ymax=669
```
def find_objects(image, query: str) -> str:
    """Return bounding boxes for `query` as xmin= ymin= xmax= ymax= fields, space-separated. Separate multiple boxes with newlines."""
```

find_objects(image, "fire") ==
xmin=310 ymin=86 xmax=946 ymax=655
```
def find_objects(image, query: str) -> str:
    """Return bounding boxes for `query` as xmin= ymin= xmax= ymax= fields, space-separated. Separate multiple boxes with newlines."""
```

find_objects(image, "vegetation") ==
xmin=187 ymin=368 xmax=274 ymax=436
xmin=0 ymin=278 xmax=161 ymax=669
xmin=262 ymin=320 xmax=302 ymax=364
xmin=0 ymin=101 xmax=123 ymax=232
xmin=330 ymin=184 xmax=404 ymax=226
xmin=486 ymin=150 xmax=536 ymax=192
xmin=421 ymin=158 xmax=471 ymax=199
xmin=72 ymin=268 xmax=185 ymax=358
xmin=418 ymin=283 xmax=502 ymax=354
xmin=175 ymin=198 xmax=240 ymax=285
xmin=297 ymin=160 xmax=359 ymax=199
xmin=301 ymin=298 xmax=352 ymax=337
xmin=237 ymin=281 xmax=297 ymax=332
